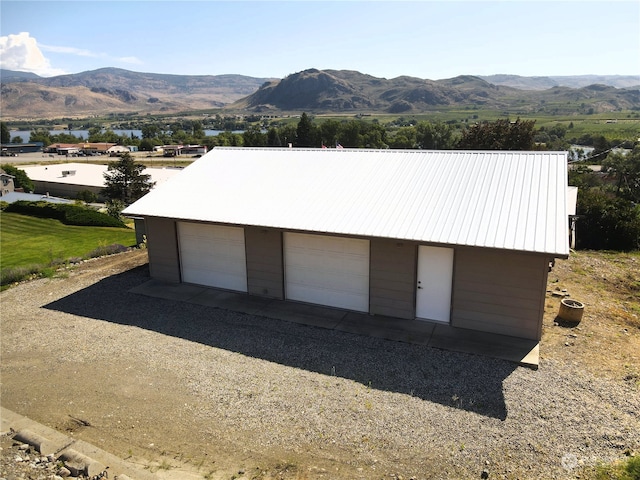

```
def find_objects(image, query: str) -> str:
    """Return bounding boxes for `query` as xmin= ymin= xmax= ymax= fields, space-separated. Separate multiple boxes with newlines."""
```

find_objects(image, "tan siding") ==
xmin=369 ymin=239 xmax=417 ymax=319
xmin=452 ymin=248 xmax=549 ymax=340
xmin=145 ymin=217 xmax=180 ymax=283
xmin=245 ymin=227 xmax=284 ymax=299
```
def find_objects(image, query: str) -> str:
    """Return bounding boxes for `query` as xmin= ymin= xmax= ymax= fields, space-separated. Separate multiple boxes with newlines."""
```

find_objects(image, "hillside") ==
xmin=0 ymin=68 xmax=274 ymax=119
xmin=479 ymin=74 xmax=640 ymax=90
xmin=1 ymin=67 xmax=639 ymax=119
xmin=231 ymin=68 xmax=640 ymax=114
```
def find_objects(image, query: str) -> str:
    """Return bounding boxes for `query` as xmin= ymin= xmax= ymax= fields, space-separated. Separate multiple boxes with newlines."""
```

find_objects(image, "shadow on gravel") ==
xmin=45 ymin=266 xmax=516 ymax=420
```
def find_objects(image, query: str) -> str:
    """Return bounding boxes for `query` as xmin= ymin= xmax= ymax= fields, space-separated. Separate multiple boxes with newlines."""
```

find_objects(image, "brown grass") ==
xmin=542 ymin=250 xmax=640 ymax=383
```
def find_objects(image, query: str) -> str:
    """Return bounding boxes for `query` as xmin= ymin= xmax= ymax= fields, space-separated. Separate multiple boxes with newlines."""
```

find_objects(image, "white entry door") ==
xmin=284 ymin=232 xmax=370 ymax=312
xmin=178 ymin=222 xmax=247 ymax=292
xmin=416 ymin=245 xmax=454 ymax=322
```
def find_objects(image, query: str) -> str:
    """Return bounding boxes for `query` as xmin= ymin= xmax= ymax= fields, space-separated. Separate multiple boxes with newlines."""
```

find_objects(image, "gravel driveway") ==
xmin=1 ymin=250 xmax=638 ymax=480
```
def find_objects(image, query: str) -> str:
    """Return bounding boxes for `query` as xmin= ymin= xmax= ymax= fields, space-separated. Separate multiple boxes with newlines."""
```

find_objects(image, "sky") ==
xmin=1 ymin=0 xmax=639 ymax=80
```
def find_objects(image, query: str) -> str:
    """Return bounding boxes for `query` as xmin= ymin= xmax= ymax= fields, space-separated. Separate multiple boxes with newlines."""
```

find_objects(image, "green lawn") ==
xmin=0 ymin=212 xmax=137 ymax=269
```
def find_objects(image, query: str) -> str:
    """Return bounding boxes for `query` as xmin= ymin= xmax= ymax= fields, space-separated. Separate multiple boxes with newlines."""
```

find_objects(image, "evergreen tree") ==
xmin=295 ymin=112 xmax=315 ymax=147
xmin=102 ymin=153 xmax=155 ymax=205
xmin=1 ymin=122 xmax=10 ymax=144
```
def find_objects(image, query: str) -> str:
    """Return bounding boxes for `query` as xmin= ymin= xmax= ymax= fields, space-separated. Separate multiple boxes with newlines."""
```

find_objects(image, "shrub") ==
xmin=593 ymin=455 xmax=640 ymax=480
xmin=626 ymin=456 xmax=640 ymax=480
xmin=0 ymin=265 xmax=42 ymax=286
xmin=577 ymin=189 xmax=640 ymax=251
xmin=4 ymin=201 xmax=126 ymax=228
xmin=86 ymin=243 xmax=129 ymax=259
xmin=76 ymin=189 xmax=98 ymax=203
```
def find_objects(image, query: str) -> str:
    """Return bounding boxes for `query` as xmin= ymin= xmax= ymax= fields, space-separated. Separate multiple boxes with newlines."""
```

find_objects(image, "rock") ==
xmin=481 ymin=469 xmax=490 ymax=479
xmin=57 ymin=466 xmax=72 ymax=477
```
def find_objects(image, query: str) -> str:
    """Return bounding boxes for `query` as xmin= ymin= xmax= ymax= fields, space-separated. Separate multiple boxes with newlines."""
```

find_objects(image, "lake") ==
xmin=8 ymin=129 xmax=240 ymax=143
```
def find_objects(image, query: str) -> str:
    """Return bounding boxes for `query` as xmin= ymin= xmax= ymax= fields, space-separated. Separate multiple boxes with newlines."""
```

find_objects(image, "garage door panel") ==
xmin=284 ymin=233 xmax=369 ymax=312
xmin=178 ymin=222 xmax=247 ymax=292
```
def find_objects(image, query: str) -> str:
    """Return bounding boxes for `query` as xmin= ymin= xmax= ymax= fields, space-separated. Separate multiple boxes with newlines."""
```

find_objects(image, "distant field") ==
xmin=317 ymin=110 xmax=640 ymax=142
xmin=0 ymin=212 xmax=137 ymax=269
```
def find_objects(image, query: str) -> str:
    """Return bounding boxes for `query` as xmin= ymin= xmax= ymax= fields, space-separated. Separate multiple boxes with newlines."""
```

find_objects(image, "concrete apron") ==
xmin=130 ymin=279 xmax=540 ymax=368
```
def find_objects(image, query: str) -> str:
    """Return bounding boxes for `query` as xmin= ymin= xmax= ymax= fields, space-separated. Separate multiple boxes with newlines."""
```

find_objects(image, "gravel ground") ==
xmin=1 ymin=250 xmax=639 ymax=480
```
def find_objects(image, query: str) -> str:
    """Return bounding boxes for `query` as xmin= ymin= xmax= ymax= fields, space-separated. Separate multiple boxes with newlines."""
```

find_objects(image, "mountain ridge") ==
xmin=1 ymin=67 xmax=638 ymax=119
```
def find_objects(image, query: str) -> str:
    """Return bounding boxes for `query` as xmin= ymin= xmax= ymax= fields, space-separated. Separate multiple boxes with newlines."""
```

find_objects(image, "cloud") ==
xmin=0 ymin=32 xmax=66 ymax=77
xmin=118 ymin=56 xmax=143 ymax=65
xmin=0 ymin=32 xmax=143 ymax=77
xmin=40 ymin=44 xmax=96 ymax=57
xmin=40 ymin=43 xmax=142 ymax=66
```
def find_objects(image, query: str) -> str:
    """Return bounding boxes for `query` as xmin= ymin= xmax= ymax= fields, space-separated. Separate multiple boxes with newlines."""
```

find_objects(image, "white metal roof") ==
xmin=123 ymin=147 xmax=570 ymax=257
xmin=20 ymin=163 xmax=182 ymax=188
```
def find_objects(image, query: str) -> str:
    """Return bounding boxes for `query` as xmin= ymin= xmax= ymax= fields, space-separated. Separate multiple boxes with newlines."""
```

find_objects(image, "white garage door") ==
xmin=178 ymin=222 xmax=247 ymax=292
xmin=284 ymin=232 xmax=369 ymax=312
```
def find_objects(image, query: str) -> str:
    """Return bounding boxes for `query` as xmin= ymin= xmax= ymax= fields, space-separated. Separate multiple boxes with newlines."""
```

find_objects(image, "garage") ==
xmin=178 ymin=222 xmax=247 ymax=292
xmin=284 ymin=232 xmax=370 ymax=312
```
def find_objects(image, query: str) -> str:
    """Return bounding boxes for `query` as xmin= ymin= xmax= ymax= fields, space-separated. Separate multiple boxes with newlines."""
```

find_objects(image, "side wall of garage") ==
xmin=145 ymin=217 xmax=180 ymax=283
xmin=369 ymin=239 xmax=417 ymax=319
xmin=451 ymin=248 xmax=550 ymax=340
xmin=142 ymin=220 xmax=551 ymax=341
xmin=245 ymin=227 xmax=284 ymax=299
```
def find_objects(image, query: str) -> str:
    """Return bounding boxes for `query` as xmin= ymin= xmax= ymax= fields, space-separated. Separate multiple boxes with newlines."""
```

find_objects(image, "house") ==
xmin=0 ymin=142 xmax=44 ymax=155
xmin=123 ymin=147 xmax=569 ymax=342
xmin=0 ymin=169 xmax=15 ymax=196
xmin=19 ymin=163 xmax=182 ymax=201
xmin=107 ymin=145 xmax=131 ymax=156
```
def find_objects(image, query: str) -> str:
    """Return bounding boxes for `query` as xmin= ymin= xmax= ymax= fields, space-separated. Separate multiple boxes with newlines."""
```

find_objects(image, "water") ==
xmin=9 ymin=129 xmax=237 ymax=143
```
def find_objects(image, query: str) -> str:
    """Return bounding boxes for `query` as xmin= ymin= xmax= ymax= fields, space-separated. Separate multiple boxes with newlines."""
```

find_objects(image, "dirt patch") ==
xmin=542 ymin=250 xmax=640 ymax=383
xmin=1 ymin=249 xmax=638 ymax=480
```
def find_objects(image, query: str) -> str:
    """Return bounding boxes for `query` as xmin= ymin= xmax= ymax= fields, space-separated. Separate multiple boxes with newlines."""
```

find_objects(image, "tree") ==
xmin=602 ymin=146 xmax=640 ymax=203
xmin=576 ymin=188 xmax=640 ymax=251
xmin=1 ymin=164 xmax=34 ymax=192
xmin=319 ymin=119 xmax=341 ymax=148
xmin=76 ymin=189 xmax=98 ymax=203
xmin=11 ymin=136 xmax=23 ymax=144
xmin=102 ymin=153 xmax=155 ymax=205
xmin=191 ymin=121 xmax=205 ymax=139
xmin=1 ymin=122 xmax=10 ymax=144
xmin=139 ymin=138 xmax=157 ymax=152
xmin=387 ymin=126 xmax=417 ymax=149
xmin=458 ymin=118 xmax=536 ymax=150
xmin=242 ymin=125 xmax=267 ymax=146
xmin=415 ymin=121 xmax=457 ymax=149
xmin=267 ymin=127 xmax=282 ymax=147
xmin=141 ymin=124 xmax=161 ymax=139
xmin=295 ymin=112 xmax=316 ymax=147
xmin=29 ymin=128 xmax=51 ymax=146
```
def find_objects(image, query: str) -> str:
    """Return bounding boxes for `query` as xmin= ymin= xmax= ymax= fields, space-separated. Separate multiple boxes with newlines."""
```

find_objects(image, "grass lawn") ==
xmin=1 ymin=212 xmax=137 ymax=269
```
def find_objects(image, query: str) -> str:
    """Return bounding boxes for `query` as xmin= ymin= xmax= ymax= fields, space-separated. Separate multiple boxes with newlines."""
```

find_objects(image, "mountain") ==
xmin=0 ymin=69 xmax=43 ymax=82
xmin=1 ymin=67 xmax=639 ymax=119
xmin=232 ymin=69 xmax=513 ymax=113
xmin=479 ymin=74 xmax=640 ymax=90
xmin=230 ymin=69 xmax=640 ymax=114
xmin=1 ymin=68 xmax=274 ymax=119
